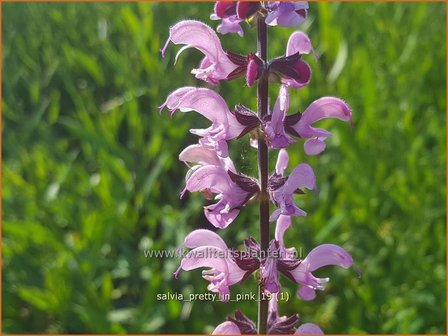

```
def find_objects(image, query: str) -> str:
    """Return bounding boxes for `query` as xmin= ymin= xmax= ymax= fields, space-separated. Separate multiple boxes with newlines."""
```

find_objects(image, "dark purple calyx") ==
xmin=277 ymin=257 xmax=302 ymax=283
xmin=231 ymin=237 xmax=260 ymax=281
xmin=269 ymin=173 xmax=305 ymax=195
xmin=215 ymin=1 xmax=237 ymax=18
xmin=246 ymin=53 xmax=265 ymax=87
xmin=269 ymin=51 xmax=302 ymax=74
xmin=268 ymin=312 xmax=300 ymax=335
xmin=236 ymin=2 xmax=261 ymax=20
xmin=284 ymin=111 xmax=302 ymax=137
xmin=268 ymin=51 xmax=311 ymax=85
xmin=296 ymin=8 xmax=307 ymax=19
xmin=233 ymin=104 xmax=261 ymax=138
xmin=227 ymin=310 xmax=257 ymax=334
xmin=268 ymin=173 xmax=287 ymax=191
xmin=225 ymin=51 xmax=265 ymax=87
xmin=226 ymin=51 xmax=248 ymax=81
xmin=228 ymin=170 xmax=260 ymax=195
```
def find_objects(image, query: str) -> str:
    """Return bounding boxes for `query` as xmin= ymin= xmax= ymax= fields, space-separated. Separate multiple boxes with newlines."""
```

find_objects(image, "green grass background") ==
xmin=2 ymin=2 xmax=446 ymax=334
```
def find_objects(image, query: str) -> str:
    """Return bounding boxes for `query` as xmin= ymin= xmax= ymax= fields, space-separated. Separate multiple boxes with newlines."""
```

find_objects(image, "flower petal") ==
xmin=304 ymin=138 xmax=326 ymax=156
xmin=162 ymin=20 xmax=237 ymax=83
xmin=159 ymin=86 xmax=196 ymax=114
xmin=305 ymin=244 xmax=354 ymax=272
xmin=179 ymin=144 xmax=222 ymax=166
xmin=275 ymin=215 xmax=291 ymax=249
xmin=216 ymin=17 xmax=244 ymax=37
xmin=179 ymin=143 xmax=236 ymax=171
xmin=297 ymin=286 xmax=316 ymax=301
xmin=266 ymin=2 xmax=308 ymax=27
xmin=185 ymin=165 xmax=233 ymax=195
xmin=265 ymin=86 xmax=294 ymax=148
xmin=183 ymin=229 xmax=228 ymax=251
xmin=297 ymin=97 xmax=352 ymax=138
xmin=275 ymin=148 xmax=289 ymax=176
xmin=180 ymin=246 xmax=229 ymax=273
xmin=287 ymin=31 xmax=317 ymax=60
xmin=295 ymin=323 xmax=324 ymax=334
xmin=284 ymin=163 xmax=316 ymax=194
xmin=205 ymin=201 xmax=240 ymax=229
xmin=166 ymin=87 xmax=230 ymax=125
xmin=226 ymin=259 xmax=248 ymax=285
xmin=212 ymin=321 xmax=241 ymax=335
xmin=163 ymin=20 xmax=223 ymax=63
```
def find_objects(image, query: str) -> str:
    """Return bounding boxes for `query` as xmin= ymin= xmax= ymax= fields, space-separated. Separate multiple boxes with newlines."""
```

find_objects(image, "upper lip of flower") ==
xmin=161 ymin=20 xmax=238 ymax=85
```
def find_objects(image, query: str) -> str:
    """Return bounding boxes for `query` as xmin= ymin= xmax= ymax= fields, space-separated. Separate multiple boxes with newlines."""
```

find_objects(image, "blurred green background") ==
xmin=2 ymin=2 xmax=446 ymax=334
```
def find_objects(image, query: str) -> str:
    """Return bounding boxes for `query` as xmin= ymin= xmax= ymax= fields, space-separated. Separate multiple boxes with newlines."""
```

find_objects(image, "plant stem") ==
xmin=257 ymin=15 xmax=269 ymax=335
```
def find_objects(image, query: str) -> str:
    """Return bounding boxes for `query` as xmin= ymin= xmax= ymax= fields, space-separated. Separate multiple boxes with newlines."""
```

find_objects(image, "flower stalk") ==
xmin=256 ymin=15 xmax=270 ymax=335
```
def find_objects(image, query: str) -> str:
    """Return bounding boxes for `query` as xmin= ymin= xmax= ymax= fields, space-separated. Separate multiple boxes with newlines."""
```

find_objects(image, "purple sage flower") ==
xmin=263 ymin=87 xmax=353 ymax=155
xmin=265 ymin=2 xmax=309 ymax=27
xmin=181 ymin=156 xmax=259 ymax=228
xmin=174 ymin=229 xmax=248 ymax=301
xmin=274 ymin=215 xmax=359 ymax=301
xmin=268 ymin=149 xmax=317 ymax=222
xmin=285 ymin=97 xmax=353 ymax=155
xmin=161 ymin=20 xmax=239 ymax=85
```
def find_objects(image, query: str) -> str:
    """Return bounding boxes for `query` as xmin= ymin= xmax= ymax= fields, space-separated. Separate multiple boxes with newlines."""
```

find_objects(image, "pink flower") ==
xmin=265 ymin=2 xmax=309 ymax=27
xmin=180 ymin=150 xmax=259 ymax=228
xmin=161 ymin=20 xmax=239 ymax=85
xmin=160 ymin=86 xmax=246 ymax=157
xmin=263 ymin=87 xmax=353 ymax=155
xmin=285 ymin=97 xmax=353 ymax=155
xmin=274 ymin=215 xmax=360 ymax=301
xmin=174 ymin=229 xmax=247 ymax=301
xmin=268 ymin=149 xmax=317 ymax=222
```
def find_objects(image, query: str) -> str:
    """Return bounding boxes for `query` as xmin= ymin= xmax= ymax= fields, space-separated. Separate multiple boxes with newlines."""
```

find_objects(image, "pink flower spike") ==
xmin=161 ymin=20 xmax=238 ymax=85
xmin=288 ymin=97 xmax=352 ymax=155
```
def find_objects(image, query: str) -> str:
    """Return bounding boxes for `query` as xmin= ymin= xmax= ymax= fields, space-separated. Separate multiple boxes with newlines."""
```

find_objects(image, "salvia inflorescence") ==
xmin=160 ymin=2 xmax=359 ymax=334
